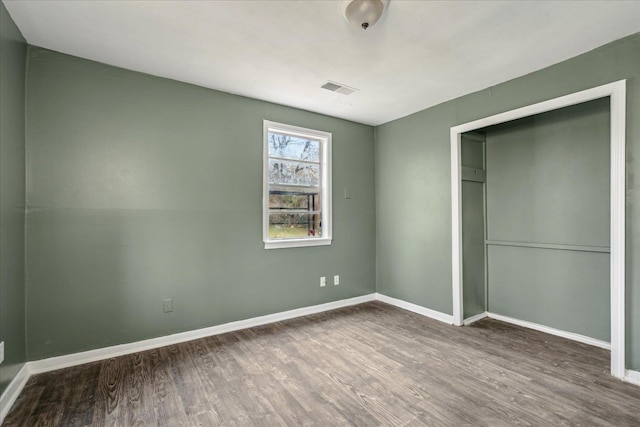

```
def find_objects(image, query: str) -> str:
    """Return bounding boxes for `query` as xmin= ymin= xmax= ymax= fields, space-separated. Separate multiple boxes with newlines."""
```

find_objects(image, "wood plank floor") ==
xmin=4 ymin=301 xmax=640 ymax=426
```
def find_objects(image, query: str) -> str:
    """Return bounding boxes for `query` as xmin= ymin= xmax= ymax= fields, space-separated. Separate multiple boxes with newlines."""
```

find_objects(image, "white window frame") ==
xmin=263 ymin=120 xmax=332 ymax=249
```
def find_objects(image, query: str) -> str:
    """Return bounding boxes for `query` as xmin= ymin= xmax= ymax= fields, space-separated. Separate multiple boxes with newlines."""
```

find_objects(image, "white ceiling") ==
xmin=4 ymin=0 xmax=640 ymax=126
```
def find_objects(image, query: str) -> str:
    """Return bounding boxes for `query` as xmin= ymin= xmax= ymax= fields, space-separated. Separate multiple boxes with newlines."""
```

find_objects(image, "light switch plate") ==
xmin=0 ymin=341 xmax=4 ymax=365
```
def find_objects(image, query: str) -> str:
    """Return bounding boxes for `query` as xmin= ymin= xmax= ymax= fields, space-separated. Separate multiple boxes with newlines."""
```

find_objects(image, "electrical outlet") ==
xmin=163 ymin=298 xmax=173 ymax=313
xmin=320 ymin=276 xmax=326 ymax=287
xmin=0 ymin=341 xmax=4 ymax=365
xmin=334 ymin=275 xmax=340 ymax=285
xmin=344 ymin=188 xmax=352 ymax=199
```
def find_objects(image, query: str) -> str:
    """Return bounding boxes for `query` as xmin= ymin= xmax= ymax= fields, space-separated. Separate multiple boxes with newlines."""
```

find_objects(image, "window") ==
xmin=263 ymin=121 xmax=332 ymax=249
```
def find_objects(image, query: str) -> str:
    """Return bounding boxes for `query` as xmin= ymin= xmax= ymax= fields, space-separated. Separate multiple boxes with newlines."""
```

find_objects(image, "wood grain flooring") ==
xmin=4 ymin=301 xmax=640 ymax=426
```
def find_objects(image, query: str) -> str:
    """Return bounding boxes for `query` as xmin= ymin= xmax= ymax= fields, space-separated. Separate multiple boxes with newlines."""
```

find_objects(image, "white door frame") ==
xmin=450 ymin=80 xmax=626 ymax=379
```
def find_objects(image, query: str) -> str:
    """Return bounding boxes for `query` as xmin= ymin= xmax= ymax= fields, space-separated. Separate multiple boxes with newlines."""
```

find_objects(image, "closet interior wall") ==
xmin=478 ymin=98 xmax=611 ymax=341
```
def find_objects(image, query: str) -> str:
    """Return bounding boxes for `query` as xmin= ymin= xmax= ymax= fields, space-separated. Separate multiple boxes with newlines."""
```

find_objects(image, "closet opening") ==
xmin=450 ymin=81 xmax=626 ymax=379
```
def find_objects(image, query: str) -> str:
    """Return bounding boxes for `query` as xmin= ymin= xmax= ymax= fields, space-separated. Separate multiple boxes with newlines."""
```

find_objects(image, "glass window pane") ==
xmin=268 ymin=132 xmax=320 ymax=162
xmin=269 ymin=193 xmax=311 ymax=210
xmin=269 ymin=213 xmax=322 ymax=239
xmin=268 ymin=159 xmax=319 ymax=186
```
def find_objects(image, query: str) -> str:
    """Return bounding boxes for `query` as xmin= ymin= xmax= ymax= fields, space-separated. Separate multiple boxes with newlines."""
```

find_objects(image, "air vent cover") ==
xmin=321 ymin=81 xmax=358 ymax=96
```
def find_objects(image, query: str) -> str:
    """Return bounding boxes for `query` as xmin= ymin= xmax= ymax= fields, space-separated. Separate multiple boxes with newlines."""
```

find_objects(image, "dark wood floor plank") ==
xmin=57 ymin=375 xmax=99 ymax=426
xmin=120 ymin=351 xmax=153 ymax=426
xmin=1 ymin=386 xmax=44 ymax=427
xmin=92 ymin=356 xmax=127 ymax=426
xmin=4 ymin=301 xmax=640 ymax=426
xmin=148 ymin=347 xmax=190 ymax=427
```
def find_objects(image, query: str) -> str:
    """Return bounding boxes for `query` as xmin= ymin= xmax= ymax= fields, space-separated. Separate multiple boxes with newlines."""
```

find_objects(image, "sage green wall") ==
xmin=485 ymin=99 xmax=610 ymax=340
xmin=25 ymin=47 xmax=376 ymax=361
xmin=375 ymin=33 xmax=640 ymax=369
xmin=0 ymin=2 xmax=27 ymax=396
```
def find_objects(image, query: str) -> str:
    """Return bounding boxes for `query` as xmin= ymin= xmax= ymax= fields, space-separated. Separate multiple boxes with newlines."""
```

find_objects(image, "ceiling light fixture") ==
xmin=340 ymin=0 xmax=389 ymax=30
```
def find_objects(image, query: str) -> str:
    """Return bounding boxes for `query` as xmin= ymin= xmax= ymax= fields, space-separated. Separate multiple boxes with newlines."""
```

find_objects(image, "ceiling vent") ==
xmin=321 ymin=81 xmax=358 ymax=96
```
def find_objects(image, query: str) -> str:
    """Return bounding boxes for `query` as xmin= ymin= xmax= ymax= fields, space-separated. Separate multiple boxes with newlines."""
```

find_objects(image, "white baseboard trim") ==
xmin=486 ymin=312 xmax=611 ymax=350
xmin=625 ymin=369 xmax=640 ymax=386
xmin=0 ymin=364 xmax=30 ymax=424
xmin=463 ymin=312 xmax=488 ymax=325
xmin=375 ymin=293 xmax=454 ymax=324
xmin=29 ymin=293 xmax=376 ymax=374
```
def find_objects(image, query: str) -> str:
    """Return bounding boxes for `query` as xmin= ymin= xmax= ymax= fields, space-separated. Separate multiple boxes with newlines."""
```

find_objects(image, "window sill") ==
xmin=264 ymin=238 xmax=332 ymax=250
